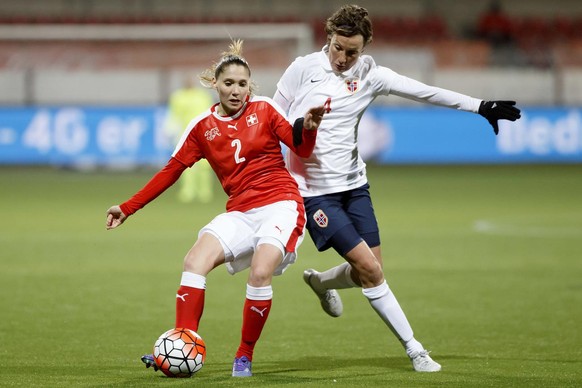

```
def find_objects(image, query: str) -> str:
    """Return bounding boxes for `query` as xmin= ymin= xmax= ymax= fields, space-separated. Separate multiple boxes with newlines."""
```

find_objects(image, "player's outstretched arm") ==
xmin=106 ymin=205 xmax=127 ymax=230
xmin=478 ymin=100 xmax=521 ymax=135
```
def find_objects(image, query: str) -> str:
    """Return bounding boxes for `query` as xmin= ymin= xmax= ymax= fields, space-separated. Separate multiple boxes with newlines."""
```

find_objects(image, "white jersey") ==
xmin=275 ymin=46 xmax=482 ymax=197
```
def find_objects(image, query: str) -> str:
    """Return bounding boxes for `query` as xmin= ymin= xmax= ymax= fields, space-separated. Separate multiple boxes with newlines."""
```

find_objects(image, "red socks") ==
xmin=175 ymin=285 xmax=205 ymax=332
xmin=175 ymin=273 xmax=273 ymax=363
xmin=236 ymin=298 xmax=272 ymax=361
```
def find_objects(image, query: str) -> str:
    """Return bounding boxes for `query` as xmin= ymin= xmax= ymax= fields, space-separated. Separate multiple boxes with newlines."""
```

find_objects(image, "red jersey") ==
xmin=120 ymin=96 xmax=316 ymax=216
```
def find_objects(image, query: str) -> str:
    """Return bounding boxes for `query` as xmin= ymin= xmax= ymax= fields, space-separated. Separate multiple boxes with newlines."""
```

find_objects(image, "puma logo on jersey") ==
xmin=250 ymin=306 xmax=268 ymax=317
xmin=205 ymin=127 xmax=221 ymax=141
xmin=274 ymin=225 xmax=283 ymax=234
xmin=176 ymin=293 xmax=189 ymax=302
xmin=228 ymin=123 xmax=238 ymax=131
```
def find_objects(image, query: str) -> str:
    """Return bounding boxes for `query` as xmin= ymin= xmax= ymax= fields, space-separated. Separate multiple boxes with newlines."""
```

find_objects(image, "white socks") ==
xmin=312 ymin=264 xmax=425 ymax=355
xmin=315 ymin=262 xmax=358 ymax=291
xmin=362 ymin=280 xmax=423 ymax=355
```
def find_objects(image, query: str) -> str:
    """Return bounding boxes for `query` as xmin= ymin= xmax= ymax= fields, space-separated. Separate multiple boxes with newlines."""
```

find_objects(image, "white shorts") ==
xmin=199 ymin=200 xmax=306 ymax=276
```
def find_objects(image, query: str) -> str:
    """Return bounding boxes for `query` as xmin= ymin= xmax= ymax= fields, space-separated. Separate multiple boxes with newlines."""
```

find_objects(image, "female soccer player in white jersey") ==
xmin=273 ymin=4 xmax=521 ymax=372
xmin=105 ymin=40 xmax=325 ymax=378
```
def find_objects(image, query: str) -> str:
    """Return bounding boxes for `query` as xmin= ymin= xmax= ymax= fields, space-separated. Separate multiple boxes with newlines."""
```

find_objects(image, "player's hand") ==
xmin=106 ymin=205 xmax=127 ymax=230
xmin=478 ymin=100 xmax=521 ymax=135
xmin=303 ymin=105 xmax=326 ymax=130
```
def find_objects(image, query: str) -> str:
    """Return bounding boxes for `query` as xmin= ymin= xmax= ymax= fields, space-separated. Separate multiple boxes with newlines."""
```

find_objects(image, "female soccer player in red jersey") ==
xmin=105 ymin=40 xmax=325 ymax=378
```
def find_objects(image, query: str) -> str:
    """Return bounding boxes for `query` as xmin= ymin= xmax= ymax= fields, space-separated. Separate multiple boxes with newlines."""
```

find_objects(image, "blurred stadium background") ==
xmin=0 ymin=0 xmax=581 ymax=166
xmin=1 ymin=2 xmax=581 ymax=386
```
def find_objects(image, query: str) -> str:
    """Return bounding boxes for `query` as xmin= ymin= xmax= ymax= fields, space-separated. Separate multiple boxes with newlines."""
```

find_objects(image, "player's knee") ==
xmin=183 ymin=255 xmax=206 ymax=274
xmin=248 ymin=267 xmax=274 ymax=287
xmin=360 ymin=260 xmax=383 ymax=283
xmin=348 ymin=256 xmax=382 ymax=284
xmin=182 ymin=250 xmax=221 ymax=275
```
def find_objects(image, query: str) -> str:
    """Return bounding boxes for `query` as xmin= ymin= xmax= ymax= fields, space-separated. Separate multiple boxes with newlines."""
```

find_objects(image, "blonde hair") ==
xmin=199 ymin=39 xmax=257 ymax=94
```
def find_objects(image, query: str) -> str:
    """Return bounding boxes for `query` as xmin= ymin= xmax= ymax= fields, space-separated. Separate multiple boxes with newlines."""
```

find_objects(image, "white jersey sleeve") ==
xmin=273 ymin=89 xmax=291 ymax=114
xmin=275 ymin=55 xmax=308 ymax=112
xmin=277 ymin=48 xmax=483 ymax=198
xmin=378 ymin=67 xmax=482 ymax=112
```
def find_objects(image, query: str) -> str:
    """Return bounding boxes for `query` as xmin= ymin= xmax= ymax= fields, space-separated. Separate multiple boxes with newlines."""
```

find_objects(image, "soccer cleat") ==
xmin=232 ymin=356 xmax=252 ymax=377
xmin=141 ymin=354 xmax=159 ymax=372
xmin=409 ymin=350 xmax=441 ymax=372
xmin=303 ymin=269 xmax=343 ymax=317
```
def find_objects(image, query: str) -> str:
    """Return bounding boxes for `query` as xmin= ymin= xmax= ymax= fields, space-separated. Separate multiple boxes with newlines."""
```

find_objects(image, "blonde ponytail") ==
xmin=199 ymin=39 xmax=257 ymax=94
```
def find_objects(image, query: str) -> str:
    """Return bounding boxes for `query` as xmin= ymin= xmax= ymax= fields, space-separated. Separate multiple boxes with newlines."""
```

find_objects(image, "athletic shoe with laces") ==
xmin=141 ymin=354 xmax=159 ymax=372
xmin=409 ymin=350 xmax=441 ymax=372
xmin=232 ymin=356 xmax=252 ymax=377
xmin=303 ymin=269 xmax=343 ymax=317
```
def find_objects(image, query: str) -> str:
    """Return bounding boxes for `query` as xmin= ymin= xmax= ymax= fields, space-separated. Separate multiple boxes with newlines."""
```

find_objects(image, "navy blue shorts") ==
xmin=303 ymin=183 xmax=380 ymax=256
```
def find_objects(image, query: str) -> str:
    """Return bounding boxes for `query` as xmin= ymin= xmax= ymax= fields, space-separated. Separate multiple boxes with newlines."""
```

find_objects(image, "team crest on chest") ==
xmin=246 ymin=113 xmax=259 ymax=127
xmin=345 ymin=78 xmax=359 ymax=94
xmin=205 ymin=127 xmax=221 ymax=141
xmin=313 ymin=209 xmax=328 ymax=228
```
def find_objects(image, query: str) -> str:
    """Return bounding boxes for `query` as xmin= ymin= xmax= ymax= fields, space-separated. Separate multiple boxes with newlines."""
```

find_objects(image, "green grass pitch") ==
xmin=0 ymin=164 xmax=581 ymax=387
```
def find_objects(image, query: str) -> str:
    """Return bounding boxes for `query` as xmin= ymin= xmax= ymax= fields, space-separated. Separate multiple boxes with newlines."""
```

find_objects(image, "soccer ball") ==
xmin=153 ymin=328 xmax=206 ymax=377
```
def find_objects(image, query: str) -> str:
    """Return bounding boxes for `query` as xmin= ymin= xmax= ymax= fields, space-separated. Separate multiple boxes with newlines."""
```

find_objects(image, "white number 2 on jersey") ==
xmin=231 ymin=139 xmax=246 ymax=164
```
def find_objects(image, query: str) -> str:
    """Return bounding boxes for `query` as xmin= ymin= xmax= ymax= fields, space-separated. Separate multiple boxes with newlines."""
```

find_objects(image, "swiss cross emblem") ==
xmin=313 ymin=209 xmax=328 ymax=228
xmin=246 ymin=113 xmax=259 ymax=127
xmin=345 ymin=78 xmax=359 ymax=93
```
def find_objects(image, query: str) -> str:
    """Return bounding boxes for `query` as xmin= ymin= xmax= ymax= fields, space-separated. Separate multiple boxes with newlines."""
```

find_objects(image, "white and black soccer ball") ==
xmin=153 ymin=328 xmax=206 ymax=377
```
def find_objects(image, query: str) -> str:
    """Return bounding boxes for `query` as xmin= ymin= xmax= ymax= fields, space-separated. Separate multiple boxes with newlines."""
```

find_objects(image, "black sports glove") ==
xmin=478 ymin=100 xmax=521 ymax=135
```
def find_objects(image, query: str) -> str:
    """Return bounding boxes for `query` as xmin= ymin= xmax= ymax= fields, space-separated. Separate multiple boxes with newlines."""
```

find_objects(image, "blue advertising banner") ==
xmin=0 ymin=106 xmax=581 ymax=166
xmin=0 ymin=106 xmax=173 ymax=167
xmin=361 ymin=106 xmax=582 ymax=164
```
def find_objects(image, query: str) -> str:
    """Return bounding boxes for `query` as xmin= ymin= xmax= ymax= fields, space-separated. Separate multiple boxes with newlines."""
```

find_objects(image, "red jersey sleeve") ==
xmin=119 ymin=157 xmax=186 ymax=217
xmin=294 ymin=127 xmax=317 ymax=158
